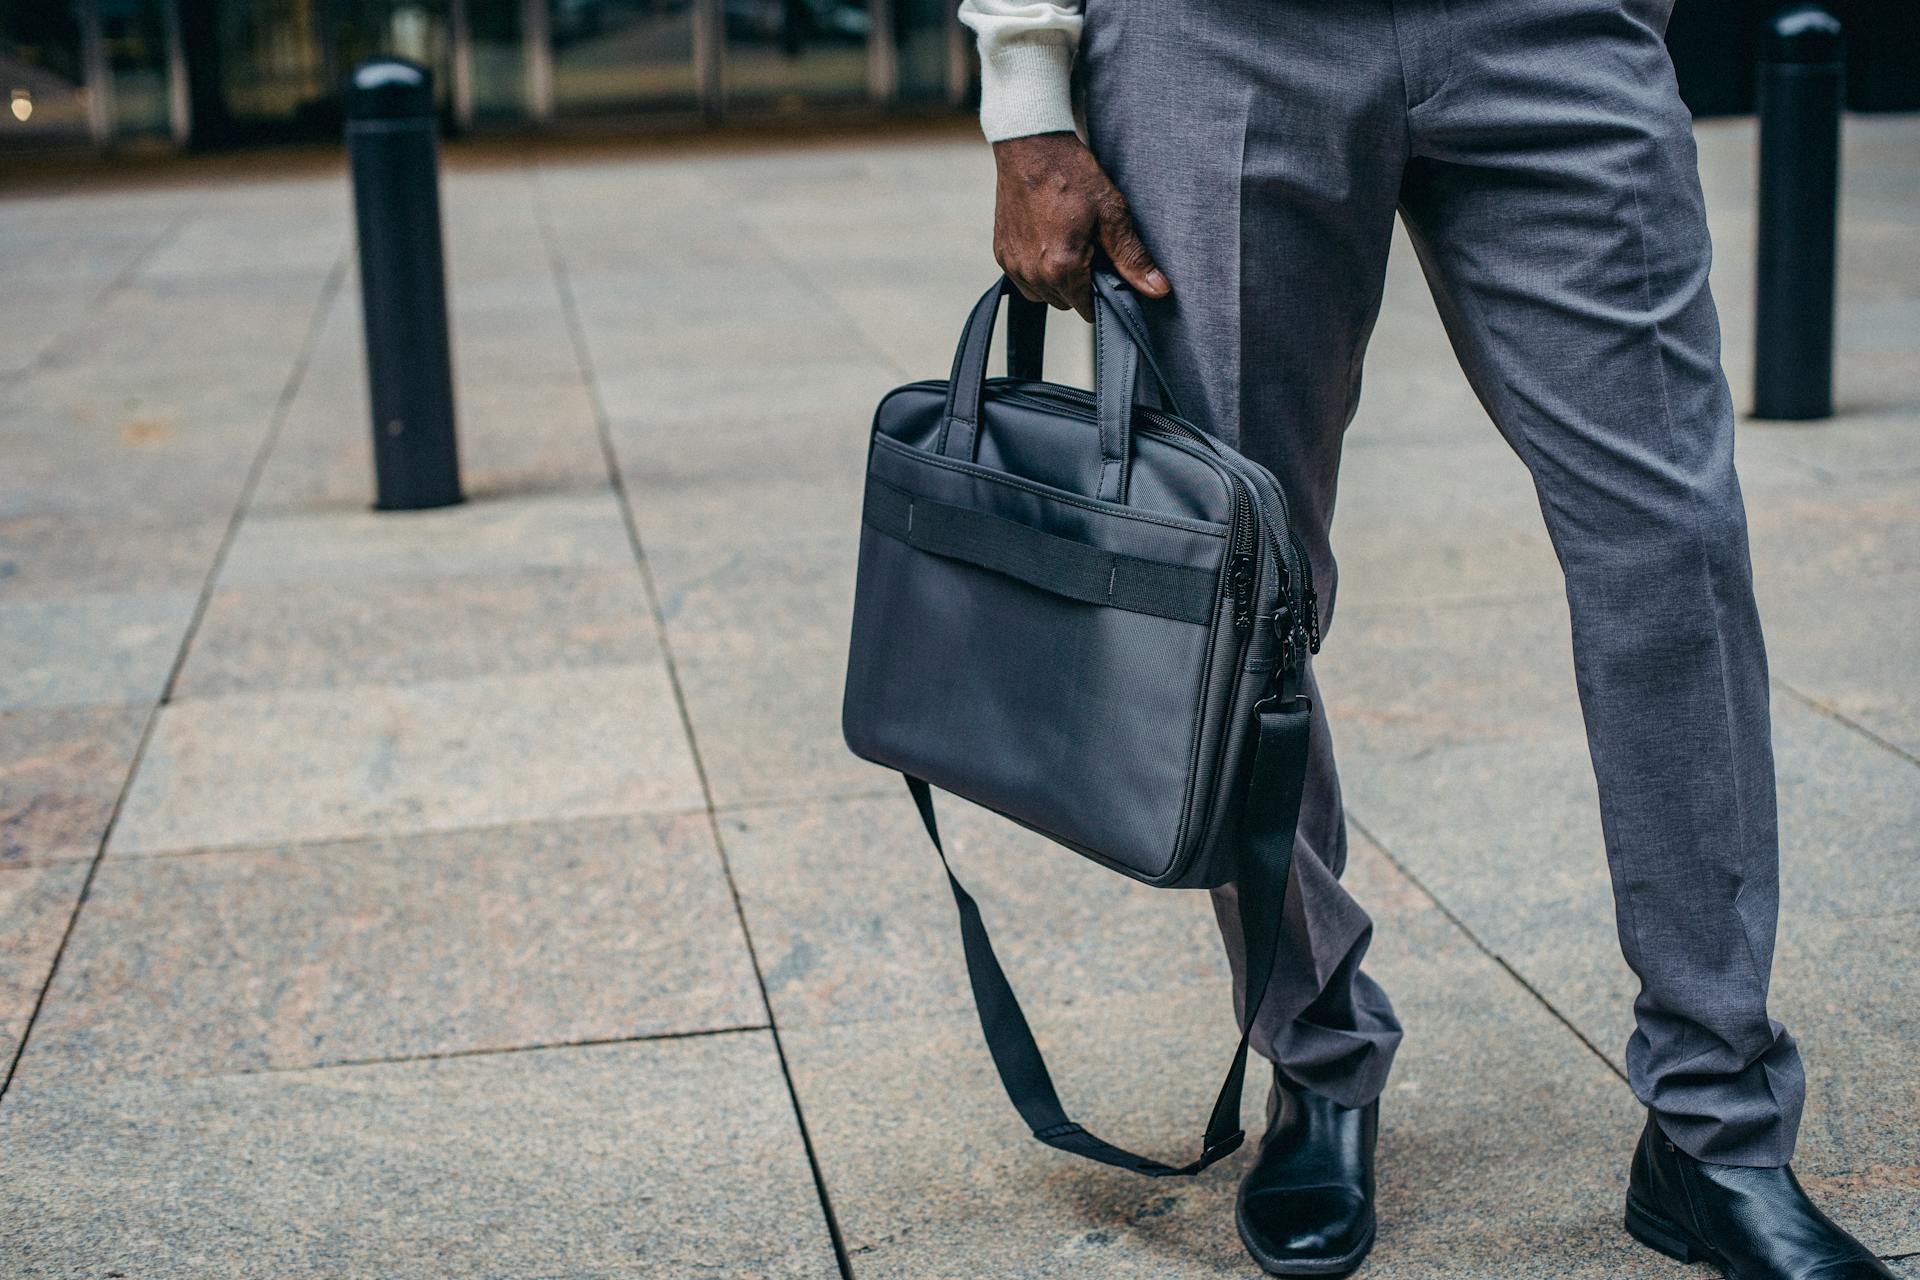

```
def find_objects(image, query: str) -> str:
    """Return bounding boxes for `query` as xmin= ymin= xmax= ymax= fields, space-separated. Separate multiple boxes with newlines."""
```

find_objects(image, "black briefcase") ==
xmin=842 ymin=272 xmax=1321 ymax=1177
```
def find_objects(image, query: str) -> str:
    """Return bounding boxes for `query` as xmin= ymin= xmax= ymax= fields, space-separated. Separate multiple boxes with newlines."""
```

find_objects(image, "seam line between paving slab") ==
xmin=531 ymin=159 xmax=857 ymax=1280
xmin=1774 ymin=677 xmax=1920 ymax=770
xmin=76 ymin=784 xmax=908 ymax=866
xmin=0 ymin=255 xmax=347 ymax=1106
xmin=1345 ymin=813 xmax=1632 ymax=1086
xmin=203 ymin=1021 xmax=774 ymax=1080
xmin=0 ymin=206 xmax=193 ymax=383
xmin=1346 ymin=817 xmax=1916 ymax=1267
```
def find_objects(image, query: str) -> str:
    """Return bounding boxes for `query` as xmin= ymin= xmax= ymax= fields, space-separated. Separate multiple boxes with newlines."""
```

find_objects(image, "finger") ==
xmin=1063 ymin=269 xmax=1095 ymax=323
xmin=1097 ymin=200 xmax=1171 ymax=298
xmin=1037 ymin=247 xmax=1094 ymax=321
xmin=1031 ymin=267 xmax=1081 ymax=317
xmin=1008 ymin=273 xmax=1047 ymax=305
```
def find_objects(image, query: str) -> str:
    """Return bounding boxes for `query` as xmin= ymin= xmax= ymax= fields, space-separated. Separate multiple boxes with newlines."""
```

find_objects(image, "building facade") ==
xmin=2 ymin=0 xmax=1915 ymax=152
xmin=3 ymin=0 xmax=967 ymax=149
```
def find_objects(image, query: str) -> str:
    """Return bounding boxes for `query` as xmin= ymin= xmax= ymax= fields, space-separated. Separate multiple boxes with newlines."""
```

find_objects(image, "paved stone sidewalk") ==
xmin=0 ymin=117 xmax=1914 ymax=1278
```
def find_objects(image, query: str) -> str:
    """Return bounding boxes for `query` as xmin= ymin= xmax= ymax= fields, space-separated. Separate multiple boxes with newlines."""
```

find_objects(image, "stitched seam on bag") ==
xmin=1170 ymin=570 xmax=1225 ymax=872
xmin=1105 ymin=305 xmax=1121 ymax=495
xmin=870 ymin=434 xmax=1227 ymax=536
xmin=1172 ymin=493 xmax=1261 ymax=875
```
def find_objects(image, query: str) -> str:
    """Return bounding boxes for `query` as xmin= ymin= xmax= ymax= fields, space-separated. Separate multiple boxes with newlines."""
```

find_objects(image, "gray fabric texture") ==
xmin=1080 ymin=0 xmax=1805 ymax=1166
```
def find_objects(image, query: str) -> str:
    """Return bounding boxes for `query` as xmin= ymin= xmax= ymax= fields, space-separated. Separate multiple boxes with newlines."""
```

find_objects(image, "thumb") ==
xmin=1098 ymin=201 xmax=1170 ymax=298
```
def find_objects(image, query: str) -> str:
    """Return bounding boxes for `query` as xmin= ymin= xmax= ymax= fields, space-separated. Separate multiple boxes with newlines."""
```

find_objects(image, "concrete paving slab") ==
xmin=1771 ymin=912 xmax=1920 ymax=1255
xmin=1332 ymin=699 xmax=1920 ymax=1254
xmin=0 ymin=393 xmax=271 ymax=525
xmin=1769 ymin=699 xmax=1920 ymax=922
xmin=0 ymin=286 xmax=96 ymax=380
xmin=621 ymin=479 xmax=860 ymax=657
xmin=564 ymin=265 xmax=880 ymax=376
xmin=50 ymin=286 xmax=333 ymax=393
xmin=673 ymin=637 xmax=872 ymax=808
xmin=136 ymin=205 xmax=344 ymax=285
xmin=0 ymin=513 xmax=227 ymax=598
xmin=0 ymin=590 xmax=198 ymax=711
xmin=23 ymin=812 xmax=763 ymax=1080
xmin=0 ymin=861 xmax=89 ymax=1069
xmin=258 ymin=376 xmax=609 ymax=511
xmin=1741 ymin=412 xmax=1920 ymax=484
xmin=0 ymin=1033 xmax=839 ymax=1279
xmin=0 ymin=703 xmax=149 ymax=866
xmin=1311 ymin=593 xmax=1584 ymax=757
xmin=1329 ymin=437 xmax=1562 ymax=607
xmin=453 ymin=316 xmax=586 ymax=389
xmin=1335 ymin=694 xmax=1920 ymax=1058
xmin=536 ymin=201 xmax=789 ymax=276
xmin=176 ymin=567 xmax=661 ymax=698
xmin=595 ymin=357 xmax=897 ymax=440
xmin=251 ymin=234 xmax=608 ymax=510
xmin=613 ymin=450 xmax=866 ymax=815
xmin=783 ymin=839 xmax=1675 ymax=1279
xmin=613 ymin=408 xmax=870 ymax=502
xmin=1741 ymin=465 xmax=1920 ymax=583
xmin=722 ymin=793 xmax=1228 ymax=1028
xmin=818 ymin=280 xmax=1000 ymax=378
xmin=0 ymin=202 xmax=183 ymax=289
xmin=1762 ymin=570 xmax=1920 ymax=760
xmin=215 ymin=491 xmax=636 ymax=586
xmin=249 ymin=279 xmax=611 ymax=510
xmin=111 ymin=664 xmax=704 ymax=856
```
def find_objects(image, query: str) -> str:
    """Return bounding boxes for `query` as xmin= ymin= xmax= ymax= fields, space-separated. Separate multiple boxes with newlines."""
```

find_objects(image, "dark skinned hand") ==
xmin=991 ymin=130 xmax=1171 ymax=320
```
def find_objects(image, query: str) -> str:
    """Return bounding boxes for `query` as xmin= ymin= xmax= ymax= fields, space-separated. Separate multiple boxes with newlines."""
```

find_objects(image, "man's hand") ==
xmin=991 ymin=132 xmax=1170 ymax=321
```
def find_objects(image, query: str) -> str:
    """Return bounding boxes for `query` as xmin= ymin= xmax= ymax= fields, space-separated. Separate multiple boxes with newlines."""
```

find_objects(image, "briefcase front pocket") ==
xmin=843 ymin=434 xmax=1243 ymax=886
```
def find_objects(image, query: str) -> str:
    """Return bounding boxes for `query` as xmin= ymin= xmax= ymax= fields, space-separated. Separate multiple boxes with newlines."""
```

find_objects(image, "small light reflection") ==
xmin=9 ymin=90 xmax=31 ymax=123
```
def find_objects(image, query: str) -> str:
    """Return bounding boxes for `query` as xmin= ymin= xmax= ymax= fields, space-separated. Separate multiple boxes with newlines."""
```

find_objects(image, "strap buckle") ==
xmin=1200 ymin=1128 xmax=1246 ymax=1166
xmin=1255 ymin=691 xmax=1313 ymax=717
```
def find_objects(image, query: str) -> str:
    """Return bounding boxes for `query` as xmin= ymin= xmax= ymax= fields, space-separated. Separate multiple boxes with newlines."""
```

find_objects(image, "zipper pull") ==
xmin=1304 ymin=588 xmax=1322 ymax=653
xmin=1229 ymin=553 xmax=1255 ymax=631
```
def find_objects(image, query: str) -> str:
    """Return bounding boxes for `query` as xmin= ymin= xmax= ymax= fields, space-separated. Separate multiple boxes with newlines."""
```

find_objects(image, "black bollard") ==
xmin=1753 ymin=5 xmax=1844 ymax=422
xmin=346 ymin=58 xmax=463 ymax=510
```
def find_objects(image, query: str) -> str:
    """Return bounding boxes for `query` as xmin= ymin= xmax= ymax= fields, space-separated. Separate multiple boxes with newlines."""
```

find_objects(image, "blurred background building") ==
xmin=2 ymin=0 xmax=1918 ymax=153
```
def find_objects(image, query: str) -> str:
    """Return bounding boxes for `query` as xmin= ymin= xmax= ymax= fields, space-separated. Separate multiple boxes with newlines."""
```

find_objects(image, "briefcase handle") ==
xmin=938 ymin=272 xmax=1183 ymax=505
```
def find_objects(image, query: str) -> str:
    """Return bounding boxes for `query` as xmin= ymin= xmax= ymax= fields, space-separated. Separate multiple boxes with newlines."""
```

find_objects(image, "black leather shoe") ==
xmin=1235 ymin=1075 xmax=1377 ymax=1277
xmin=1626 ymin=1112 xmax=1893 ymax=1278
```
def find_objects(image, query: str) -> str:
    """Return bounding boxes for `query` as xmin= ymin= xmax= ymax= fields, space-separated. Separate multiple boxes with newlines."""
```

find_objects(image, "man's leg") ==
xmin=1081 ymin=0 xmax=1407 ymax=1107
xmin=1392 ymin=0 xmax=1804 ymax=1166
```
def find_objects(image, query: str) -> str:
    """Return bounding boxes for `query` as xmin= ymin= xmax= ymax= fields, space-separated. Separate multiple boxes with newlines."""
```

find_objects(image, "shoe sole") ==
xmin=1235 ymin=1208 xmax=1376 ymax=1278
xmin=1624 ymin=1193 xmax=1736 ymax=1277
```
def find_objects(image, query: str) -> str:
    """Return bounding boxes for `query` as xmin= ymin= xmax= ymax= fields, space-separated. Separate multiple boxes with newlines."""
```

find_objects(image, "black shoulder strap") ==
xmin=904 ymin=696 xmax=1311 ymax=1177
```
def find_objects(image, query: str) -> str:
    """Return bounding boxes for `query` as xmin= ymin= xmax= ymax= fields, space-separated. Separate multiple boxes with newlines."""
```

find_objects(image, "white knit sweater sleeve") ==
xmin=957 ymin=1 xmax=1085 ymax=142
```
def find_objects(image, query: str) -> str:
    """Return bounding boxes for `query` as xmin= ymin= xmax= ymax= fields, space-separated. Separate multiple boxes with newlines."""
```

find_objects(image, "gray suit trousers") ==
xmin=1081 ymin=0 xmax=1804 ymax=1166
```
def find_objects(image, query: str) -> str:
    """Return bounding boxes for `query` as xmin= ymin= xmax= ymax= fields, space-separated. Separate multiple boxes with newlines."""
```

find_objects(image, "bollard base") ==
xmin=1750 ymin=403 xmax=1833 ymax=424
xmin=373 ymin=493 xmax=466 ymax=513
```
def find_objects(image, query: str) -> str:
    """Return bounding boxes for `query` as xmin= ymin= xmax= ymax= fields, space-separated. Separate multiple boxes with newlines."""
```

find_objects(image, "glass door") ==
xmin=100 ymin=0 xmax=172 ymax=136
xmin=213 ymin=0 xmax=449 ymax=140
xmin=549 ymin=0 xmax=698 ymax=116
xmin=723 ymin=0 xmax=867 ymax=109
